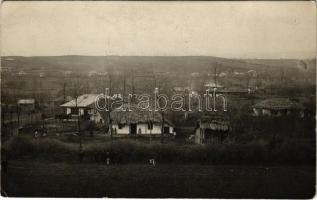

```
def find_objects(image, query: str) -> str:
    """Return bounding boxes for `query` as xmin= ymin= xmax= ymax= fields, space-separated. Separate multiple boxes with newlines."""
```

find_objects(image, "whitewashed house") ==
xmin=252 ymin=98 xmax=305 ymax=117
xmin=110 ymin=107 xmax=175 ymax=137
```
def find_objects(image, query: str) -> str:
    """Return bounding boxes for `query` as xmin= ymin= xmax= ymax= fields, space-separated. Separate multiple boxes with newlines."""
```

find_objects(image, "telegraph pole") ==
xmin=154 ymin=77 xmax=164 ymax=144
xmin=76 ymin=89 xmax=82 ymax=154
xmin=107 ymin=72 xmax=113 ymax=143
xmin=71 ymin=75 xmax=82 ymax=157
xmin=16 ymin=104 xmax=20 ymax=129
xmin=161 ymin=111 xmax=164 ymax=144
xmin=214 ymin=62 xmax=218 ymax=88
xmin=123 ymin=71 xmax=126 ymax=103
xmin=63 ymin=82 xmax=66 ymax=103
xmin=131 ymin=68 xmax=135 ymax=96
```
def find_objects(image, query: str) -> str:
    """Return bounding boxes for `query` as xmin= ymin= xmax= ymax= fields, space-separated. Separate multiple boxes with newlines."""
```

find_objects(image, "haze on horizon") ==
xmin=1 ymin=1 xmax=316 ymax=59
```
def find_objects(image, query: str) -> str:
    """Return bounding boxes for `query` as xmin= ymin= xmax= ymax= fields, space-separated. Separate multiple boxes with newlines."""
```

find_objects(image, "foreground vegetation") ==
xmin=2 ymin=160 xmax=315 ymax=198
xmin=2 ymin=135 xmax=315 ymax=165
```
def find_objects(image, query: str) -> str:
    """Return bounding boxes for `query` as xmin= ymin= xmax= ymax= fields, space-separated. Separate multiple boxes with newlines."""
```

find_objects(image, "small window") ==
xmin=118 ymin=123 xmax=124 ymax=129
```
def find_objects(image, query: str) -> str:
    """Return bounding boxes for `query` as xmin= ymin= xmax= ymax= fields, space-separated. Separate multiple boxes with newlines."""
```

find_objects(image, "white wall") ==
xmin=262 ymin=109 xmax=271 ymax=116
xmin=253 ymin=108 xmax=260 ymax=116
xmin=79 ymin=108 xmax=84 ymax=115
xmin=195 ymin=128 xmax=204 ymax=144
xmin=90 ymin=109 xmax=104 ymax=123
xmin=113 ymin=124 xmax=130 ymax=134
xmin=137 ymin=123 xmax=148 ymax=134
xmin=65 ymin=107 xmax=105 ymax=123
xmin=113 ymin=123 xmax=173 ymax=135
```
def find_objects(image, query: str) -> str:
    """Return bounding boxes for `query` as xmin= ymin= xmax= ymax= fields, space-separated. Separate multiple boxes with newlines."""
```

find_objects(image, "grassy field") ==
xmin=2 ymin=160 xmax=315 ymax=198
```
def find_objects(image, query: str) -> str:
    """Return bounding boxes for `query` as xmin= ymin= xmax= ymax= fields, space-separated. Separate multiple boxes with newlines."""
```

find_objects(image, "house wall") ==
xmin=195 ymin=128 xmax=230 ymax=144
xmin=79 ymin=108 xmax=84 ymax=115
xmin=66 ymin=108 xmax=71 ymax=115
xmin=137 ymin=123 xmax=149 ymax=134
xmin=148 ymin=124 xmax=162 ymax=134
xmin=89 ymin=110 xmax=104 ymax=123
xmin=113 ymin=124 xmax=130 ymax=134
xmin=253 ymin=108 xmax=260 ymax=116
xmin=65 ymin=107 xmax=104 ymax=123
xmin=19 ymin=104 xmax=35 ymax=112
xmin=66 ymin=107 xmax=84 ymax=115
xmin=255 ymin=108 xmax=305 ymax=118
xmin=138 ymin=124 xmax=173 ymax=134
xmin=113 ymin=123 xmax=173 ymax=135
xmin=262 ymin=109 xmax=271 ymax=116
xmin=195 ymin=128 xmax=204 ymax=144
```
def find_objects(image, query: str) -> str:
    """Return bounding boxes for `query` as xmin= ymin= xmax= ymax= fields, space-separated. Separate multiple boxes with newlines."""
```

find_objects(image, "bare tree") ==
xmin=69 ymin=74 xmax=85 ymax=154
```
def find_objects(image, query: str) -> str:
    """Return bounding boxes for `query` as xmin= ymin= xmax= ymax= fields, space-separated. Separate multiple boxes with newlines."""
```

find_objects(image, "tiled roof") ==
xmin=60 ymin=94 xmax=101 ymax=108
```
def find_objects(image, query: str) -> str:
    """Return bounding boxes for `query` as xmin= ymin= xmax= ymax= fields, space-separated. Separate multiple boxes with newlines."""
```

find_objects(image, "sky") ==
xmin=1 ymin=1 xmax=316 ymax=58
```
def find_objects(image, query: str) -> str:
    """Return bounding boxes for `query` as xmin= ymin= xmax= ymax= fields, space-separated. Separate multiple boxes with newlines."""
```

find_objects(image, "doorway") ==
xmin=130 ymin=123 xmax=137 ymax=135
xmin=164 ymin=126 xmax=170 ymax=134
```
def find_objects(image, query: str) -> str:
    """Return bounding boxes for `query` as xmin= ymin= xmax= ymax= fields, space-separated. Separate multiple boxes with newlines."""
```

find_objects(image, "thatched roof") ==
xmin=253 ymin=98 xmax=304 ymax=110
xmin=110 ymin=110 xmax=160 ymax=124
xmin=108 ymin=105 xmax=174 ymax=126
xmin=199 ymin=115 xmax=230 ymax=131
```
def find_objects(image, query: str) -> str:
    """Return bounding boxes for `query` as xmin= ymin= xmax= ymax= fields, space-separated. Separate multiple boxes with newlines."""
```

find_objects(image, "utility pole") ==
xmin=16 ymin=104 xmax=20 ymax=129
xmin=246 ymin=73 xmax=250 ymax=89
xmin=76 ymin=95 xmax=82 ymax=153
xmin=10 ymin=106 xmax=13 ymax=136
xmin=154 ymin=76 xmax=164 ymax=144
xmin=107 ymin=72 xmax=113 ymax=143
xmin=131 ymin=68 xmax=135 ymax=95
xmin=63 ymin=82 xmax=66 ymax=103
xmin=280 ymin=68 xmax=285 ymax=84
xmin=214 ymin=62 xmax=218 ymax=88
xmin=1 ymin=105 xmax=5 ymax=135
xmin=161 ymin=111 xmax=164 ymax=144
xmin=149 ymin=119 xmax=152 ymax=144
xmin=123 ymin=71 xmax=126 ymax=103
xmin=72 ymin=75 xmax=82 ymax=155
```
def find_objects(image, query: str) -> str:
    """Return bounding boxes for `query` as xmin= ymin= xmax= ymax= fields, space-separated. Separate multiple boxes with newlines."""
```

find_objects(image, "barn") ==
xmin=194 ymin=115 xmax=231 ymax=144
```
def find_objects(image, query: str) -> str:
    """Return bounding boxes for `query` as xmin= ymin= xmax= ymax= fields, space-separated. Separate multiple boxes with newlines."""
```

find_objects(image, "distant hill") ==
xmin=2 ymin=55 xmax=315 ymax=76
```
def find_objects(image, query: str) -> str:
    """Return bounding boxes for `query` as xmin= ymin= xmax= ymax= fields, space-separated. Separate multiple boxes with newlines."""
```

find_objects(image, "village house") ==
xmin=109 ymin=106 xmax=175 ymax=137
xmin=217 ymin=87 xmax=254 ymax=95
xmin=18 ymin=70 xmax=27 ymax=76
xmin=173 ymin=86 xmax=191 ymax=92
xmin=60 ymin=94 xmax=105 ymax=123
xmin=194 ymin=115 xmax=230 ymax=144
xmin=252 ymin=98 xmax=305 ymax=117
xmin=17 ymin=99 xmax=35 ymax=112
xmin=204 ymin=81 xmax=224 ymax=89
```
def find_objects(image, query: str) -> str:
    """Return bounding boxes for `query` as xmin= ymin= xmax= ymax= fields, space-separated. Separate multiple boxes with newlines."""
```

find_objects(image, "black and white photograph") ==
xmin=1 ymin=1 xmax=316 ymax=198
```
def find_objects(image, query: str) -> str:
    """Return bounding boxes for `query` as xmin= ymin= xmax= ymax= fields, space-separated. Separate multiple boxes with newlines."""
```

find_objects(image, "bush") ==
xmin=2 ymin=136 xmax=78 ymax=161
